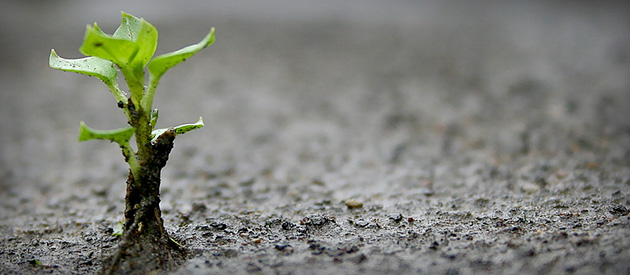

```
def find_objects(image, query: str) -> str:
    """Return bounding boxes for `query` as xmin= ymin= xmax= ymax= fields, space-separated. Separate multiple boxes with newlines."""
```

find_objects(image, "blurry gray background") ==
xmin=1 ymin=0 xmax=629 ymax=198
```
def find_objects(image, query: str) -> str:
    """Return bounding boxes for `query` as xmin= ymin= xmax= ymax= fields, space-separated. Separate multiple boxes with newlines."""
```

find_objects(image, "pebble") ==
xmin=520 ymin=181 xmax=540 ymax=193
xmin=345 ymin=199 xmax=363 ymax=208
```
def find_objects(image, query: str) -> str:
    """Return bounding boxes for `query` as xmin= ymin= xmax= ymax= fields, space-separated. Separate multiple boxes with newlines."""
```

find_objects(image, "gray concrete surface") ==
xmin=1 ymin=1 xmax=629 ymax=274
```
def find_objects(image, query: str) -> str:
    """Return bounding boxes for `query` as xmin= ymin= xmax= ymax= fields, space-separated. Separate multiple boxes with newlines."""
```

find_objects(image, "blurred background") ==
xmin=0 ymin=0 xmax=629 ymax=202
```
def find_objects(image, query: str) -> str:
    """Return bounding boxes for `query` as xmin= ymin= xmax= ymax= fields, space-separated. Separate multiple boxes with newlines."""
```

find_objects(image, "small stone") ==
xmin=388 ymin=213 xmax=403 ymax=222
xmin=192 ymin=202 xmax=207 ymax=212
xmin=520 ymin=181 xmax=540 ymax=193
xmin=238 ymin=177 xmax=256 ymax=187
xmin=354 ymin=219 xmax=370 ymax=227
xmin=281 ymin=221 xmax=295 ymax=230
xmin=554 ymin=170 xmax=568 ymax=179
xmin=609 ymin=205 xmax=629 ymax=217
xmin=312 ymin=179 xmax=325 ymax=186
xmin=275 ymin=243 xmax=293 ymax=252
xmin=345 ymin=199 xmax=363 ymax=208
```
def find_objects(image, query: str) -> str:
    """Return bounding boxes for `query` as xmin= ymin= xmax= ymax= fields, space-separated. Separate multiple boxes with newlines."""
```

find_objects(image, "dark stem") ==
xmin=102 ymin=130 xmax=184 ymax=274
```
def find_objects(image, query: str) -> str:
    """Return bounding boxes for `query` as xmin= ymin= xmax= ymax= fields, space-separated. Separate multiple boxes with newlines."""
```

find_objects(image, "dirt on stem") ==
xmin=101 ymin=129 xmax=186 ymax=275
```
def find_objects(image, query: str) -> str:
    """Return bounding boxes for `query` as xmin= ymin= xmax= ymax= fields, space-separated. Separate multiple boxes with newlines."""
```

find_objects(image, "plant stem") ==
xmin=106 ymin=82 xmax=128 ymax=106
xmin=121 ymin=67 xmax=153 ymax=168
xmin=134 ymin=109 xmax=152 ymax=163
xmin=120 ymin=140 xmax=141 ymax=185
xmin=141 ymin=74 xmax=159 ymax=113
xmin=122 ymin=69 xmax=144 ymax=108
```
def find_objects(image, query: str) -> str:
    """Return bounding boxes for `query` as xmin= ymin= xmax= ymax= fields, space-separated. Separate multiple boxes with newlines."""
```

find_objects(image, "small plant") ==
xmin=49 ymin=12 xmax=215 ymax=274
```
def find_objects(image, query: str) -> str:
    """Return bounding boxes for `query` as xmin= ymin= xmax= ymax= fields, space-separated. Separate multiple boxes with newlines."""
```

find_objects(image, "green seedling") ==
xmin=49 ymin=12 xmax=214 ymax=274
xmin=112 ymin=221 xmax=124 ymax=237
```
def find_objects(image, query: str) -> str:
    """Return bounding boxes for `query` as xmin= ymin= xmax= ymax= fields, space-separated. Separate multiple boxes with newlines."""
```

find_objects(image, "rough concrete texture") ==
xmin=1 ymin=1 xmax=629 ymax=274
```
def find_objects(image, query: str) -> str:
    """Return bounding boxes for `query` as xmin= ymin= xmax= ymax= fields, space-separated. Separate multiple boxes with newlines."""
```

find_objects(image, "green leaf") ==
xmin=28 ymin=259 xmax=43 ymax=267
xmin=79 ymin=121 xmax=135 ymax=144
xmin=80 ymin=23 xmax=139 ymax=68
xmin=49 ymin=49 xmax=117 ymax=86
xmin=173 ymin=117 xmax=204 ymax=135
xmin=151 ymin=117 xmax=204 ymax=142
xmin=112 ymin=221 xmax=124 ymax=236
xmin=113 ymin=12 xmax=158 ymax=68
xmin=148 ymin=28 xmax=215 ymax=80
